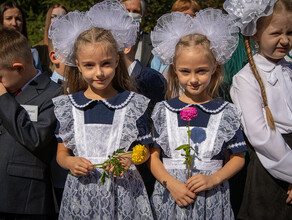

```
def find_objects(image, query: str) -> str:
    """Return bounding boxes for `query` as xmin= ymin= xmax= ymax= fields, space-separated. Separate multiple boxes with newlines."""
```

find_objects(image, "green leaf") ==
xmin=175 ymin=144 xmax=190 ymax=150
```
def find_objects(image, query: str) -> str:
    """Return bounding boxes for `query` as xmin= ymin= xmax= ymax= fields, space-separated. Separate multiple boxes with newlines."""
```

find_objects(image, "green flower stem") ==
xmin=187 ymin=121 xmax=191 ymax=179
xmin=89 ymin=148 xmax=133 ymax=184
xmin=91 ymin=151 xmax=133 ymax=168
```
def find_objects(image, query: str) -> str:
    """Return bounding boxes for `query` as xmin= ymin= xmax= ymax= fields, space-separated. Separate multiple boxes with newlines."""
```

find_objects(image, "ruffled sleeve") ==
xmin=119 ymin=93 xmax=152 ymax=150
xmin=52 ymin=95 xmax=75 ymax=150
xmin=226 ymin=128 xmax=247 ymax=155
xmin=151 ymin=102 xmax=171 ymax=157
xmin=215 ymin=103 xmax=247 ymax=155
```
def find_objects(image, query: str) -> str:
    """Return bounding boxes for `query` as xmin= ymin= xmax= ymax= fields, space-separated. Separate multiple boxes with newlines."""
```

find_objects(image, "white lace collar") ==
xmin=69 ymin=90 xmax=135 ymax=109
xmin=163 ymin=97 xmax=229 ymax=114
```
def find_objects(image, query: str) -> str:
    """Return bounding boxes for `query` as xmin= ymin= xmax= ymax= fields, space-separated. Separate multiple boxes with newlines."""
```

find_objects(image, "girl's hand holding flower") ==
xmin=67 ymin=156 xmax=94 ymax=177
xmin=94 ymin=144 xmax=149 ymax=184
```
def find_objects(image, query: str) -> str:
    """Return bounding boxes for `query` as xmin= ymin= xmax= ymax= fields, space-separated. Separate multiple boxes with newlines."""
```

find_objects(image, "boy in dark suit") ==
xmin=0 ymin=27 xmax=62 ymax=219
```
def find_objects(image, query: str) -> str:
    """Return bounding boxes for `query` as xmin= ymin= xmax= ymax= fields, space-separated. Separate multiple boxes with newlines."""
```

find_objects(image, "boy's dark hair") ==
xmin=0 ymin=26 xmax=32 ymax=68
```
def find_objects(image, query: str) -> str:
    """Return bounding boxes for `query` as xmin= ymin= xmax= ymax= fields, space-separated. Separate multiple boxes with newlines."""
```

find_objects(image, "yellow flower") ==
xmin=132 ymin=144 xmax=146 ymax=164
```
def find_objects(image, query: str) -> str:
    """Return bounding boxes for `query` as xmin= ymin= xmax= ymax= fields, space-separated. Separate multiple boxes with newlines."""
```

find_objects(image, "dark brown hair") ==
xmin=64 ymin=27 xmax=131 ymax=94
xmin=166 ymin=34 xmax=223 ymax=100
xmin=0 ymin=1 xmax=27 ymax=38
xmin=244 ymin=0 xmax=292 ymax=130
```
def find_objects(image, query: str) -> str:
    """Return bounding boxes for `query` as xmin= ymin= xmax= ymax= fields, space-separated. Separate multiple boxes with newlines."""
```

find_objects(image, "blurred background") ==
xmin=0 ymin=0 xmax=225 ymax=46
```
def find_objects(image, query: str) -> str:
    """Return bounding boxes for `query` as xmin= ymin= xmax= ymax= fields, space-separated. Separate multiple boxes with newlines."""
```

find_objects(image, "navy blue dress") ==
xmin=151 ymin=97 xmax=247 ymax=220
xmin=53 ymin=90 xmax=153 ymax=219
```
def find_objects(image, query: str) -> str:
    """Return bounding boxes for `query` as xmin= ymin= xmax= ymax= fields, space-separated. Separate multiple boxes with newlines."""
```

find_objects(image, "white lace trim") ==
xmin=137 ymin=133 xmax=152 ymax=142
xmin=68 ymin=92 xmax=135 ymax=109
xmin=53 ymin=95 xmax=76 ymax=149
xmin=214 ymin=103 xmax=242 ymax=154
xmin=163 ymin=101 xmax=191 ymax=112
xmin=197 ymin=102 xmax=229 ymax=114
xmin=163 ymin=99 xmax=229 ymax=114
xmin=228 ymin=141 xmax=246 ymax=150
xmin=101 ymin=92 xmax=135 ymax=109
xmin=69 ymin=94 xmax=95 ymax=108
xmin=119 ymin=93 xmax=151 ymax=148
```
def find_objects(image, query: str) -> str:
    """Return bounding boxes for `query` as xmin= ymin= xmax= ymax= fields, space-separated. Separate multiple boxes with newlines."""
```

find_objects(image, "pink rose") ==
xmin=180 ymin=107 xmax=198 ymax=121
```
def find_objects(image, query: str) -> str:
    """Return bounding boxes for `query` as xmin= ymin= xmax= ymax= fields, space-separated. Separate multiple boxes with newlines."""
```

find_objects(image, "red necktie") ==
xmin=16 ymin=89 xmax=22 ymax=96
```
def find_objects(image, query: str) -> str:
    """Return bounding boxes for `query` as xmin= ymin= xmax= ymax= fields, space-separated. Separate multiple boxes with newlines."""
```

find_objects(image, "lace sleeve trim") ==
xmin=119 ymin=93 xmax=151 ymax=150
xmin=52 ymin=95 xmax=76 ymax=150
xmin=151 ymin=102 xmax=172 ymax=157
xmin=213 ymin=103 xmax=242 ymax=155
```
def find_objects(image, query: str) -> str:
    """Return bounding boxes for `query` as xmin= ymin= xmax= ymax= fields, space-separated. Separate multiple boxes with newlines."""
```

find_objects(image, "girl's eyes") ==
xmin=84 ymin=64 xmax=94 ymax=68
xmin=197 ymin=69 xmax=208 ymax=74
xmin=102 ymin=62 xmax=111 ymax=66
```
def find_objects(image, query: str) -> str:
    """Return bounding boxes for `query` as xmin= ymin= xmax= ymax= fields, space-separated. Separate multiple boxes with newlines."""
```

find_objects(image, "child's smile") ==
xmin=76 ymin=43 xmax=119 ymax=99
xmin=174 ymin=45 xmax=217 ymax=103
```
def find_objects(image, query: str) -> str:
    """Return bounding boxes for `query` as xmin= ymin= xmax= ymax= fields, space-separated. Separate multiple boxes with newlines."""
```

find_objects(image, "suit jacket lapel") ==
xmin=15 ymin=73 xmax=50 ymax=104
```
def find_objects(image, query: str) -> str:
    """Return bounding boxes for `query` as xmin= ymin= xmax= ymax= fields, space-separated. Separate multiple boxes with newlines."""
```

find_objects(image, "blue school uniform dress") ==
xmin=151 ymin=97 xmax=247 ymax=220
xmin=53 ymin=90 xmax=153 ymax=220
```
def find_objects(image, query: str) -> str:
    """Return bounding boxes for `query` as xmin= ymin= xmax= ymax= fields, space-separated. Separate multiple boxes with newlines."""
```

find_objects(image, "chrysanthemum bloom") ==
xmin=132 ymin=144 xmax=146 ymax=164
xmin=180 ymin=107 xmax=198 ymax=121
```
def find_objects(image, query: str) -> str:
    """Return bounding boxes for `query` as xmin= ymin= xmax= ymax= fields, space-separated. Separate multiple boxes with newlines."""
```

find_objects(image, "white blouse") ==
xmin=231 ymin=54 xmax=292 ymax=183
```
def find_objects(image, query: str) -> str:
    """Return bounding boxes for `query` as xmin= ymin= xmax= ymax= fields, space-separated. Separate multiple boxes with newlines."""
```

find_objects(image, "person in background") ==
xmin=121 ymin=0 xmax=153 ymax=67
xmin=47 ymin=38 xmax=68 ymax=214
xmin=151 ymin=0 xmax=200 ymax=77
xmin=0 ymin=26 xmax=62 ymax=219
xmin=0 ymin=0 xmax=42 ymax=71
xmin=34 ymin=3 xmax=68 ymax=75
xmin=123 ymin=29 xmax=167 ymax=198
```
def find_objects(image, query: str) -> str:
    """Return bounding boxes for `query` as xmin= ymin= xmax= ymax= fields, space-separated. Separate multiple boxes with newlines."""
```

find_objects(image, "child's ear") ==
xmin=49 ymin=50 xmax=60 ymax=64
xmin=172 ymin=63 xmax=177 ymax=74
xmin=75 ymin=59 xmax=82 ymax=72
xmin=212 ymin=61 xmax=218 ymax=75
xmin=12 ymin=62 xmax=25 ymax=74
xmin=124 ymin=47 xmax=131 ymax=55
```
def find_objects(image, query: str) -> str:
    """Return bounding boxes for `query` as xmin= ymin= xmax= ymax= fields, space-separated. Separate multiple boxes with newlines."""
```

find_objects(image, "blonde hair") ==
xmin=166 ymin=34 xmax=223 ymax=100
xmin=0 ymin=26 xmax=32 ymax=68
xmin=244 ymin=0 xmax=292 ymax=130
xmin=64 ymin=27 xmax=131 ymax=94
xmin=171 ymin=0 xmax=200 ymax=14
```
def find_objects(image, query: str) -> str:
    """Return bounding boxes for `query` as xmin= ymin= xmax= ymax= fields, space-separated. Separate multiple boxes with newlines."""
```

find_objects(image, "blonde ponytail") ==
xmin=243 ymin=36 xmax=275 ymax=130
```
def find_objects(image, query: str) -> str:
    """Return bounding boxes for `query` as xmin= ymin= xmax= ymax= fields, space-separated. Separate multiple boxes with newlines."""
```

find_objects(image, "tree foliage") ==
xmin=0 ymin=0 xmax=224 ymax=45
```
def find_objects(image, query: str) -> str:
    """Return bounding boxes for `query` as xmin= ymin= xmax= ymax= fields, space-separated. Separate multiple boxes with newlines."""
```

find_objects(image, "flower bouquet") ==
xmin=93 ymin=144 xmax=147 ymax=184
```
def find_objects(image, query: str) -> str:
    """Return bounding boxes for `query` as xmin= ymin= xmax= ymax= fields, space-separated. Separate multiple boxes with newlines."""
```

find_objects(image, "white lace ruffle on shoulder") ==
xmin=151 ymin=102 xmax=171 ymax=157
xmin=120 ymin=93 xmax=151 ymax=149
xmin=214 ymin=103 xmax=242 ymax=155
xmin=52 ymin=95 xmax=75 ymax=150
xmin=223 ymin=0 xmax=277 ymax=36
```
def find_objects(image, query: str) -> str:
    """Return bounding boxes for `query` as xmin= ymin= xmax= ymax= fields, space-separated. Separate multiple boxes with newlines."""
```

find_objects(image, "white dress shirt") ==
xmin=231 ymin=54 xmax=292 ymax=183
